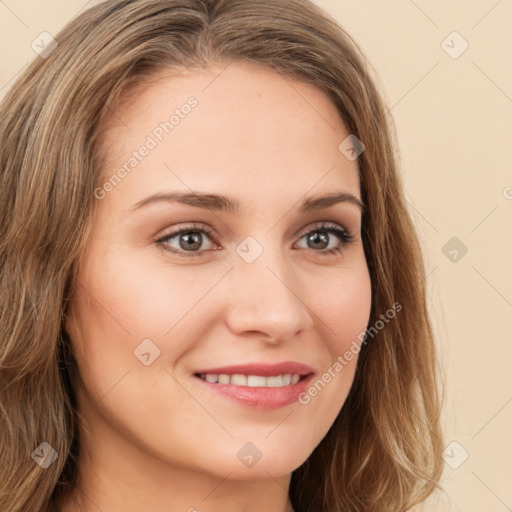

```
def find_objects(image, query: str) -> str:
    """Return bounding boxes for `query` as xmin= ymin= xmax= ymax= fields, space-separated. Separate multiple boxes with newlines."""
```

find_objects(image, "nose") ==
xmin=224 ymin=247 xmax=314 ymax=344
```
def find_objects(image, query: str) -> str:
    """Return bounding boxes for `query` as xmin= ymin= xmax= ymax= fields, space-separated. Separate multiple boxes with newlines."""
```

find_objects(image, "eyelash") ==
xmin=155 ymin=222 xmax=355 ymax=258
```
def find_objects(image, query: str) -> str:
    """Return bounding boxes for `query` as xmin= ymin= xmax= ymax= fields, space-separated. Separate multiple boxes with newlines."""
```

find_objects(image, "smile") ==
xmin=192 ymin=362 xmax=315 ymax=409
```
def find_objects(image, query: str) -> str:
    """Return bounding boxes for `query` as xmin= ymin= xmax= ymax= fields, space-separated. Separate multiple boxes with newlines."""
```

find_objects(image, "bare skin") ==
xmin=59 ymin=61 xmax=372 ymax=512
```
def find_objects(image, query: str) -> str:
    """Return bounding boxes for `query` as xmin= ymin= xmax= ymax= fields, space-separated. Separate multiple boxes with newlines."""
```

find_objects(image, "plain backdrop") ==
xmin=1 ymin=1 xmax=511 ymax=510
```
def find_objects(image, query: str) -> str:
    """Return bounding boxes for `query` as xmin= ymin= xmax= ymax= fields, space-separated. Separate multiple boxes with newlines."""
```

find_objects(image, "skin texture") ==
xmin=61 ymin=61 xmax=372 ymax=512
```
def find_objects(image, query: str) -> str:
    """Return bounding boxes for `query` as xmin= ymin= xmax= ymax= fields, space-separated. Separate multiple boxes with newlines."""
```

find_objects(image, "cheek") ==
xmin=295 ymin=259 xmax=371 ymax=429
xmin=316 ymin=259 xmax=372 ymax=357
xmin=82 ymin=248 xmax=228 ymax=340
xmin=65 ymin=249 xmax=226 ymax=405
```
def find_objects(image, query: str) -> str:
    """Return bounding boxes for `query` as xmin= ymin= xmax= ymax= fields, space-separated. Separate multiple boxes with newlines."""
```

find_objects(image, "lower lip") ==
xmin=194 ymin=374 xmax=315 ymax=410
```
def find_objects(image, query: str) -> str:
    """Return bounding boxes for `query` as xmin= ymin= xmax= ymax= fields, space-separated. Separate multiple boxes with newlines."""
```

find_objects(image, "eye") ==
xmin=294 ymin=222 xmax=354 ymax=256
xmin=156 ymin=221 xmax=355 ymax=258
xmin=156 ymin=222 xmax=218 ymax=258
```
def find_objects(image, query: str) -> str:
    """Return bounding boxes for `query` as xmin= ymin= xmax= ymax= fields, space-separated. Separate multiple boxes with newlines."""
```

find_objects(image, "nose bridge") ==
xmin=224 ymin=237 xmax=313 ymax=340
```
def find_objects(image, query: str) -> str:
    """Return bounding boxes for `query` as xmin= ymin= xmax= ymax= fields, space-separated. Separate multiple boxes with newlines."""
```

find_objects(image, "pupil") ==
xmin=309 ymin=232 xmax=328 ymax=249
xmin=181 ymin=232 xmax=201 ymax=250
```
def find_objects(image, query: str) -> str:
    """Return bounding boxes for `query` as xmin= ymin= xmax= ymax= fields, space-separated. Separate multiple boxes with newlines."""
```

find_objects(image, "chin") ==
xmin=204 ymin=444 xmax=312 ymax=481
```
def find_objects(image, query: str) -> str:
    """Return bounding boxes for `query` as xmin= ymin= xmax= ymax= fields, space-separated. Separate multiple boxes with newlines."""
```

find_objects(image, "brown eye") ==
xmin=295 ymin=223 xmax=353 ymax=256
xmin=156 ymin=222 xmax=354 ymax=258
xmin=156 ymin=223 xmax=217 ymax=257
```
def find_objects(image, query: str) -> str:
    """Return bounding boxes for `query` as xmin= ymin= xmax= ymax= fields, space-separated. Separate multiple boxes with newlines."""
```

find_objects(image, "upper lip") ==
xmin=194 ymin=361 xmax=315 ymax=377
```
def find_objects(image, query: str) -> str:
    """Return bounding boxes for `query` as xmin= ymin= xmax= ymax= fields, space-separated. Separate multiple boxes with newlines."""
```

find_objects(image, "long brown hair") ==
xmin=0 ymin=1 xmax=445 ymax=510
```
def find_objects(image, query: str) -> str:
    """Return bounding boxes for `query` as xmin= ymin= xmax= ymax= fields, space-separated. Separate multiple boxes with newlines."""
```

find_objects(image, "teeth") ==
xmin=230 ymin=374 xmax=247 ymax=386
xmin=198 ymin=373 xmax=303 ymax=387
xmin=266 ymin=375 xmax=283 ymax=387
xmin=218 ymin=374 xmax=230 ymax=384
xmin=247 ymin=375 xmax=267 ymax=387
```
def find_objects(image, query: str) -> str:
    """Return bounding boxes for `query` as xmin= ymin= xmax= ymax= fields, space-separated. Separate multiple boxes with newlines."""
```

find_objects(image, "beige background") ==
xmin=1 ymin=1 xmax=511 ymax=510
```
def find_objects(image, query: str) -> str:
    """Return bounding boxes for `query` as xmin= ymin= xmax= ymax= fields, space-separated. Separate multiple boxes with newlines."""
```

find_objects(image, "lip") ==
xmin=192 ymin=361 xmax=315 ymax=410
xmin=193 ymin=361 xmax=314 ymax=377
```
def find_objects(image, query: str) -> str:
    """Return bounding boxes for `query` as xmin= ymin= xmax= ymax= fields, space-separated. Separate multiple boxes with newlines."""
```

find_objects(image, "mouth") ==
xmin=192 ymin=362 xmax=315 ymax=409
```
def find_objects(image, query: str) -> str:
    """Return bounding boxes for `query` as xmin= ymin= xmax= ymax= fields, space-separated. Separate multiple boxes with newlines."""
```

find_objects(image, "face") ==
xmin=66 ymin=61 xmax=372 ymax=483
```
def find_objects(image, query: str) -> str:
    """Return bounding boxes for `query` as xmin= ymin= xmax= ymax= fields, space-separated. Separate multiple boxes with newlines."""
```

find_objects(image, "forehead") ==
xmin=97 ymin=61 xmax=361 ymax=209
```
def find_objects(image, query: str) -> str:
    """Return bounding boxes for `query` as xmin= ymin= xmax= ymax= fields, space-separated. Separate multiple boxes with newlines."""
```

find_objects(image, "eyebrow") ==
xmin=129 ymin=190 xmax=364 ymax=214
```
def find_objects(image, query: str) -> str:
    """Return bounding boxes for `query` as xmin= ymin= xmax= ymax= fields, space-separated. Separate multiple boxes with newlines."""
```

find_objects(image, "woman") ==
xmin=0 ymin=1 xmax=445 ymax=510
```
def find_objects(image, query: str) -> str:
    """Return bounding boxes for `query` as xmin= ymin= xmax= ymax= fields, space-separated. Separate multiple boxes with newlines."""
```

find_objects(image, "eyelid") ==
xmin=296 ymin=220 xmax=352 ymax=238
xmin=156 ymin=222 xmax=215 ymax=238
xmin=156 ymin=220 xmax=354 ymax=240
